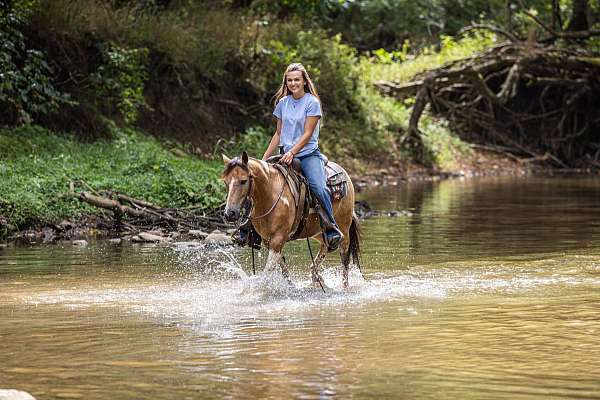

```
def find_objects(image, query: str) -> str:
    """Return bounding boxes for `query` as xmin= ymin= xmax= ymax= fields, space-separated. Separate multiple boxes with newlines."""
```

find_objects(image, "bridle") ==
xmin=226 ymin=158 xmax=285 ymax=226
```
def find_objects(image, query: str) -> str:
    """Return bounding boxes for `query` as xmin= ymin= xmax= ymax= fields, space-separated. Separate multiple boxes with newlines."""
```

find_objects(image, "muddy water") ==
xmin=1 ymin=175 xmax=600 ymax=399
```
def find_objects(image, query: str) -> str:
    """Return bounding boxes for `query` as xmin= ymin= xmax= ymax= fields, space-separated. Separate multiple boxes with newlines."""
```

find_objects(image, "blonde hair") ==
xmin=272 ymin=63 xmax=320 ymax=106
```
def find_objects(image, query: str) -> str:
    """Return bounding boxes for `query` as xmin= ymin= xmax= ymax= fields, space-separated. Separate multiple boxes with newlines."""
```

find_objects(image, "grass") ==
xmin=0 ymin=125 xmax=225 ymax=232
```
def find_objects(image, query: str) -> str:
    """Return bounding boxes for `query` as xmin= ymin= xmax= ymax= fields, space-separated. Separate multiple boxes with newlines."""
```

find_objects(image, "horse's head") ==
xmin=222 ymin=151 xmax=253 ymax=222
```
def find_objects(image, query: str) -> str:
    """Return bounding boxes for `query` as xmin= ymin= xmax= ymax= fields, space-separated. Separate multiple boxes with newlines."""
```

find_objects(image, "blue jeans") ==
xmin=297 ymin=150 xmax=337 ymax=227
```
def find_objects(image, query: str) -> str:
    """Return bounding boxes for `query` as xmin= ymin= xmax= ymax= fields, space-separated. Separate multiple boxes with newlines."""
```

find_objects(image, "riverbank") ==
xmin=1 ymin=124 xmax=557 ymax=245
xmin=0 ymin=125 xmax=224 ymax=242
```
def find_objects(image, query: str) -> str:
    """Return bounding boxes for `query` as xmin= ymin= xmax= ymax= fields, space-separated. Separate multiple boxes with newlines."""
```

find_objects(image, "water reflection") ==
xmin=361 ymin=175 xmax=600 ymax=267
xmin=1 ymin=175 xmax=600 ymax=399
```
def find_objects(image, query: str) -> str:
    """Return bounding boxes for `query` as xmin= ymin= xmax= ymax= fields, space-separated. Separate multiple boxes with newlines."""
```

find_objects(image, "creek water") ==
xmin=2 ymin=175 xmax=600 ymax=399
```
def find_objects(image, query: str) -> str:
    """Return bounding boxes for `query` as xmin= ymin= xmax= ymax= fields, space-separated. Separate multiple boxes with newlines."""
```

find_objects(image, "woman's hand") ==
xmin=280 ymin=150 xmax=295 ymax=165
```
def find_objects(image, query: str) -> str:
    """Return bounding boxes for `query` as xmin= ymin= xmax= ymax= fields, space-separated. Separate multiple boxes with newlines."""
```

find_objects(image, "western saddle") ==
xmin=266 ymin=154 xmax=348 ymax=241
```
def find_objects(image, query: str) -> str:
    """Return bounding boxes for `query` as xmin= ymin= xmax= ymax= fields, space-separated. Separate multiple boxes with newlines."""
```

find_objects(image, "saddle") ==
xmin=267 ymin=154 xmax=348 ymax=241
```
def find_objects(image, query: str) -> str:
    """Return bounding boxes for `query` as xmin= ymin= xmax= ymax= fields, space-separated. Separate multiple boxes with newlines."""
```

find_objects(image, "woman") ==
xmin=262 ymin=63 xmax=342 ymax=251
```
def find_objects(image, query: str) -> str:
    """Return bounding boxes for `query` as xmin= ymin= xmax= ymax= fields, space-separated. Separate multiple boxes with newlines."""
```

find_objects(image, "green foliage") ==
xmin=33 ymin=1 xmax=243 ymax=79
xmin=360 ymin=31 xmax=496 ymax=84
xmin=0 ymin=125 xmax=224 ymax=231
xmin=324 ymin=0 xmax=505 ymax=51
xmin=248 ymin=0 xmax=344 ymax=22
xmin=0 ymin=1 xmax=74 ymax=125
xmin=419 ymin=116 xmax=473 ymax=170
xmin=216 ymin=126 xmax=272 ymax=160
xmin=91 ymin=44 xmax=149 ymax=124
xmin=261 ymin=28 xmax=358 ymax=117
xmin=371 ymin=41 xmax=411 ymax=64
xmin=247 ymin=24 xmax=483 ymax=165
xmin=8 ymin=0 xmax=582 ymax=193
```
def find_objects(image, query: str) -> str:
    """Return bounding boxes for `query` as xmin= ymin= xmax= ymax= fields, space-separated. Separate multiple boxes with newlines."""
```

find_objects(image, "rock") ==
xmin=54 ymin=220 xmax=74 ymax=231
xmin=0 ymin=389 xmax=37 ymax=400
xmin=42 ymin=228 xmax=56 ymax=244
xmin=204 ymin=232 xmax=233 ymax=246
xmin=108 ymin=238 xmax=122 ymax=244
xmin=132 ymin=232 xmax=172 ymax=243
xmin=172 ymin=241 xmax=202 ymax=248
xmin=188 ymin=230 xmax=209 ymax=239
xmin=72 ymin=240 xmax=88 ymax=247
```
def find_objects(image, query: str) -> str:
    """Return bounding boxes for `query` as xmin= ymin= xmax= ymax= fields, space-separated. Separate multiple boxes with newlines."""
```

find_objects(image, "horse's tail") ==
xmin=349 ymin=213 xmax=362 ymax=269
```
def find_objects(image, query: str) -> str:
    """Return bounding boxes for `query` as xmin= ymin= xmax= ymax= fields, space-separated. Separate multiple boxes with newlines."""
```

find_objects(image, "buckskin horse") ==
xmin=222 ymin=151 xmax=361 ymax=288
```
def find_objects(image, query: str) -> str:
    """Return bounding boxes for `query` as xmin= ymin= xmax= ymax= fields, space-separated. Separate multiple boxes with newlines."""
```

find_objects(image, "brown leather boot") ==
xmin=314 ymin=202 xmax=343 ymax=252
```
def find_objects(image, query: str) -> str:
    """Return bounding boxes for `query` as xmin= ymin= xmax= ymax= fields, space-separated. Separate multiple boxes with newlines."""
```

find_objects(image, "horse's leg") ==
xmin=339 ymin=236 xmax=351 ymax=289
xmin=311 ymin=239 xmax=328 ymax=289
xmin=264 ymin=248 xmax=283 ymax=273
xmin=281 ymin=254 xmax=290 ymax=279
xmin=264 ymin=238 xmax=287 ymax=276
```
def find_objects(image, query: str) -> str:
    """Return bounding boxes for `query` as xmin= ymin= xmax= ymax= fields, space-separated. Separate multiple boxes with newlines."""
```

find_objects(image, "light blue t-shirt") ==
xmin=273 ymin=93 xmax=322 ymax=158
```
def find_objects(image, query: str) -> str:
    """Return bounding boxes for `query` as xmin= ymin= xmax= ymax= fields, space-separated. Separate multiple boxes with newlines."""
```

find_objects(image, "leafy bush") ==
xmin=0 ymin=1 xmax=74 ymax=125
xmin=91 ymin=44 xmax=149 ymax=124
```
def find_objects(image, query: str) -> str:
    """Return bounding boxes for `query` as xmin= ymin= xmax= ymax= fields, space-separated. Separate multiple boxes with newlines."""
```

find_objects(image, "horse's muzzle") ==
xmin=223 ymin=207 xmax=239 ymax=222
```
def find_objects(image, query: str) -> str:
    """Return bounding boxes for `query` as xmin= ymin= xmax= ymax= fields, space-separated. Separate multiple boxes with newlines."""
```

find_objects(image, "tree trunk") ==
xmin=505 ymin=0 xmax=513 ymax=32
xmin=551 ymin=0 xmax=562 ymax=32
xmin=566 ymin=0 xmax=589 ymax=32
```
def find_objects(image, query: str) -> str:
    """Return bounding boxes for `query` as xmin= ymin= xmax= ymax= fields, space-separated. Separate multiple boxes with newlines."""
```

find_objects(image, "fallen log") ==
xmin=77 ymin=191 xmax=230 ymax=232
xmin=79 ymin=192 xmax=152 ymax=218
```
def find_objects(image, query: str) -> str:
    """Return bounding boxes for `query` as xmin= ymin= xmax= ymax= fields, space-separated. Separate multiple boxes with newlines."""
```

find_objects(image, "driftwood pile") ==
xmin=376 ymin=29 xmax=600 ymax=167
xmin=76 ymin=187 xmax=228 ymax=233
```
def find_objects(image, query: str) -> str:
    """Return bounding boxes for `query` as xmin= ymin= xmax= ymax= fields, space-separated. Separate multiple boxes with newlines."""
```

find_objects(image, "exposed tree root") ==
xmin=376 ymin=35 xmax=600 ymax=167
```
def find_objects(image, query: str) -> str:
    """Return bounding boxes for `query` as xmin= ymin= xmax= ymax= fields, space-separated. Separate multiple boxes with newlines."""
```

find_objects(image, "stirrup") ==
xmin=233 ymin=225 xmax=261 ymax=249
xmin=232 ymin=227 xmax=248 ymax=246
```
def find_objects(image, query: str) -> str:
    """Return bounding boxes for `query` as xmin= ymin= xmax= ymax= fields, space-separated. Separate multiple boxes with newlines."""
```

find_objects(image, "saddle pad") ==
xmin=325 ymin=162 xmax=347 ymax=185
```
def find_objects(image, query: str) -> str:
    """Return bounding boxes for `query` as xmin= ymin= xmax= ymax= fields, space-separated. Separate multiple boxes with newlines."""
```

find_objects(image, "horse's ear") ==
xmin=241 ymin=151 xmax=249 ymax=165
xmin=222 ymin=154 xmax=231 ymax=165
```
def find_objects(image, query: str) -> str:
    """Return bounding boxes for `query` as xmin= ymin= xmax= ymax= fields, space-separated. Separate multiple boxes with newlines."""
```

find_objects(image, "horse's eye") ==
xmin=239 ymin=179 xmax=248 ymax=185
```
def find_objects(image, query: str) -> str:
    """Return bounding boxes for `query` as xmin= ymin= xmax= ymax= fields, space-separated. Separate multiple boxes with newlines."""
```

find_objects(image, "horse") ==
xmin=222 ymin=151 xmax=361 ymax=288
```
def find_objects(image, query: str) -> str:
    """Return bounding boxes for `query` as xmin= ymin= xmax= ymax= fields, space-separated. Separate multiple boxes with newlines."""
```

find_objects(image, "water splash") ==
xmin=18 ymin=245 xmax=600 ymax=339
xmin=209 ymin=248 xmax=249 ymax=279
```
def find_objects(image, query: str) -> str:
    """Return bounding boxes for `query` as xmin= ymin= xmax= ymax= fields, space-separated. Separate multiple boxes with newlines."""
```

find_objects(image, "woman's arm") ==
xmin=280 ymin=115 xmax=320 ymax=165
xmin=262 ymin=118 xmax=283 ymax=161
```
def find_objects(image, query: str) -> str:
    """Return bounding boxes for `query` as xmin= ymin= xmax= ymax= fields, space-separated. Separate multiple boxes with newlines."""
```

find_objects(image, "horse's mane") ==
xmin=223 ymin=156 xmax=268 ymax=178
xmin=222 ymin=158 xmax=249 ymax=177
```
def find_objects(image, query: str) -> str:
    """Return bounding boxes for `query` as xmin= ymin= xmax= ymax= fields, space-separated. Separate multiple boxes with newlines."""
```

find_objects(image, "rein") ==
xmin=235 ymin=167 xmax=286 ymax=226
xmin=249 ymin=176 xmax=286 ymax=221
